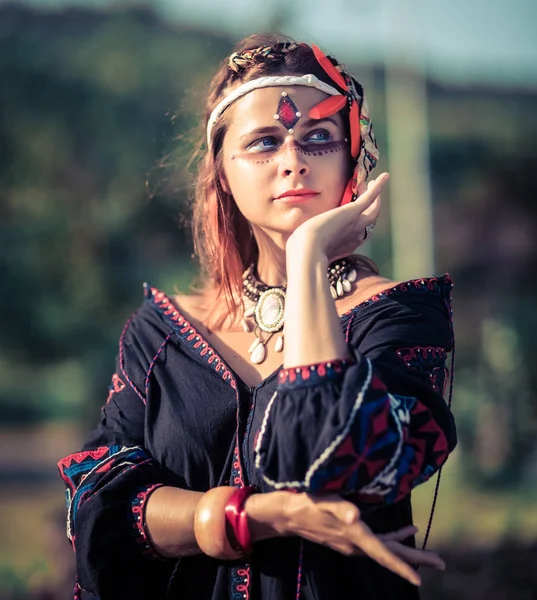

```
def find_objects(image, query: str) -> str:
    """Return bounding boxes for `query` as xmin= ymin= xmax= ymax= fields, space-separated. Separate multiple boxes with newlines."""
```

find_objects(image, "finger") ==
xmin=386 ymin=542 xmax=446 ymax=571
xmin=361 ymin=195 xmax=381 ymax=219
xmin=378 ymin=526 xmax=418 ymax=543
xmin=349 ymin=173 xmax=389 ymax=211
xmin=349 ymin=522 xmax=421 ymax=586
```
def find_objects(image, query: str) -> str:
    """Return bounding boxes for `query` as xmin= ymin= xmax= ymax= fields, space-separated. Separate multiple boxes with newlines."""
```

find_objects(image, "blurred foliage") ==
xmin=0 ymin=4 xmax=231 ymax=424
xmin=1 ymin=3 xmax=537 ymax=599
xmin=1 ymin=4 xmax=537 ymax=487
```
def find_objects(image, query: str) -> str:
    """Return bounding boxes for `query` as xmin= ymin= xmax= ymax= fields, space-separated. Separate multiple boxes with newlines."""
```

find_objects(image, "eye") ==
xmin=248 ymin=136 xmax=279 ymax=152
xmin=305 ymin=129 xmax=332 ymax=143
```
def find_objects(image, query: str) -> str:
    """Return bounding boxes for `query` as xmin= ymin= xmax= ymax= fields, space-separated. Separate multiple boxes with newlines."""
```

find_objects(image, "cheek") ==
xmin=224 ymin=162 xmax=270 ymax=220
xmin=322 ymin=152 xmax=351 ymax=187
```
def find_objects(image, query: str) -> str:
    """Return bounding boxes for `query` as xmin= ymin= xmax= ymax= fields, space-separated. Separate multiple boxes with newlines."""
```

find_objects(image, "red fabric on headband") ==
xmin=308 ymin=95 xmax=347 ymax=120
xmin=311 ymin=44 xmax=347 ymax=90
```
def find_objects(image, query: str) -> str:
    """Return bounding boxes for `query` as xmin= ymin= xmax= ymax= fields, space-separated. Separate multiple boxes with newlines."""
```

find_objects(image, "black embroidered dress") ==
xmin=58 ymin=274 xmax=456 ymax=600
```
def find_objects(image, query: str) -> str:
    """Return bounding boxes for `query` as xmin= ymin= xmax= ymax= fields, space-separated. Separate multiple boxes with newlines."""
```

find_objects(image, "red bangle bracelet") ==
xmin=224 ymin=485 xmax=257 ymax=555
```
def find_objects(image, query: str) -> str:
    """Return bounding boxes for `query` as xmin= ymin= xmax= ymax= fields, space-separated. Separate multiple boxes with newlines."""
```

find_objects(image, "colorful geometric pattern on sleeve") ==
xmin=396 ymin=346 xmax=449 ymax=395
xmin=256 ymin=357 xmax=450 ymax=503
xmin=57 ymin=445 xmax=152 ymax=543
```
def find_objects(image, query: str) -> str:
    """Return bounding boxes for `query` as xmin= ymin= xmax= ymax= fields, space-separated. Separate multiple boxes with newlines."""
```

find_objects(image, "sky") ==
xmin=13 ymin=0 xmax=537 ymax=86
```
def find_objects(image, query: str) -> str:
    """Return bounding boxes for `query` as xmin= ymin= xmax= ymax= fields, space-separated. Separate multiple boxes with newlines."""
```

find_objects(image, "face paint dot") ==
xmin=230 ymin=154 xmax=235 ymax=160
xmin=281 ymin=91 xmax=288 ymax=97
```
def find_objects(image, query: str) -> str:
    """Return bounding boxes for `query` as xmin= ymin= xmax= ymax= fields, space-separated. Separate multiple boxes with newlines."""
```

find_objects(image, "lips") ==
xmin=275 ymin=188 xmax=319 ymax=199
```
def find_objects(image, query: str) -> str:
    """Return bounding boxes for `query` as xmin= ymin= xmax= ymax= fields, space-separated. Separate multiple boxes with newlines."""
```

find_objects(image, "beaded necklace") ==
xmin=241 ymin=257 xmax=358 ymax=364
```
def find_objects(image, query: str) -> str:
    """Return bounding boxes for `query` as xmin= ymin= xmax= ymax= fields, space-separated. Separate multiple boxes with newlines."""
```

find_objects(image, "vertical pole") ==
xmin=381 ymin=1 xmax=435 ymax=280
xmin=384 ymin=66 xmax=435 ymax=279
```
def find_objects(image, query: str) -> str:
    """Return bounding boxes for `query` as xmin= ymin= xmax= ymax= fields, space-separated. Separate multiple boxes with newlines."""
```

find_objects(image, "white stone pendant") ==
xmin=342 ymin=278 xmax=352 ymax=293
xmin=274 ymin=335 xmax=284 ymax=353
xmin=347 ymin=269 xmax=357 ymax=282
xmin=254 ymin=288 xmax=286 ymax=333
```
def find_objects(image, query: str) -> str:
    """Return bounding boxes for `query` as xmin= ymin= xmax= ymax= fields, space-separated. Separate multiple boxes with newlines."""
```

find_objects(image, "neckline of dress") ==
xmin=144 ymin=273 xmax=452 ymax=392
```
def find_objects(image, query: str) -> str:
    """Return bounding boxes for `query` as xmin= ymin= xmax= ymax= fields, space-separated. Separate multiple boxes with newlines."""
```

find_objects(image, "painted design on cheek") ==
xmin=250 ymin=142 xmax=347 ymax=164
xmin=274 ymin=91 xmax=301 ymax=132
xmin=295 ymin=143 xmax=346 ymax=157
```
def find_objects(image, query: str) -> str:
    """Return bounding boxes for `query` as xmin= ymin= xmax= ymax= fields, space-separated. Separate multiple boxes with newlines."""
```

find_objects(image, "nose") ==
xmin=277 ymin=138 xmax=310 ymax=178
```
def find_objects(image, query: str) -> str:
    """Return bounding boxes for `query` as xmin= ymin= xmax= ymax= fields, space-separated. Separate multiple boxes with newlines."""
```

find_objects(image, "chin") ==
xmin=278 ymin=208 xmax=317 ymax=230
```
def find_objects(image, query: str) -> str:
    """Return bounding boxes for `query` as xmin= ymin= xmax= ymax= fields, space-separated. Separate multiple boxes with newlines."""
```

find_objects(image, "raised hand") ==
xmin=287 ymin=173 xmax=388 ymax=263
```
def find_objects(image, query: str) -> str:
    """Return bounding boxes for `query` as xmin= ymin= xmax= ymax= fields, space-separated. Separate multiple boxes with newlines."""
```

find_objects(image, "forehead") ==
xmin=225 ymin=85 xmax=340 ymax=135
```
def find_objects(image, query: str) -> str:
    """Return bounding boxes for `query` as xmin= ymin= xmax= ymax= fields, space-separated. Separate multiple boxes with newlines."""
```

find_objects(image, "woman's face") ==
xmin=221 ymin=86 xmax=350 ymax=242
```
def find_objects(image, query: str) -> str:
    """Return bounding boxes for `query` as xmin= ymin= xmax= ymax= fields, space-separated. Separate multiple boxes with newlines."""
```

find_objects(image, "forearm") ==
xmin=284 ymin=242 xmax=350 ymax=368
xmin=145 ymin=486 xmax=204 ymax=558
xmin=145 ymin=486 xmax=283 ymax=559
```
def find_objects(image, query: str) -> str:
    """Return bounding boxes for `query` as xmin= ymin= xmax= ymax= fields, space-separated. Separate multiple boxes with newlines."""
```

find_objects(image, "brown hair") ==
xmin=189 ymin=34 xmax=377 ymax=329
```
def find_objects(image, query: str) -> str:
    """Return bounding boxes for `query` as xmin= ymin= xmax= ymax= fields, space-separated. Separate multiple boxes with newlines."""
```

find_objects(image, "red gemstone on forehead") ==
xmin=277 ymin=95 xmax=300 ymax=130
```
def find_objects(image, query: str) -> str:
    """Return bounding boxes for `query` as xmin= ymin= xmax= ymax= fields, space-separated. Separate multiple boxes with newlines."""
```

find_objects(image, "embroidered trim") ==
xmin=130 ymin=483 xmax=165 ymax=559
xmin=396 ymin=346 xmax=449 ymax=395
xmin=357 ymin=394 xmax=414 ymax=498
xmin=230 ymin=564 xmax=252 ymax=600
xmin=145 ymin=332 xmax=173 ymax=398
xmin=144 ymin=284 xmax=237 ymax=389
xmin=145 ymin=284 xmax=253 ymax=598
xmin=278 ymin=358 xmax=354 ymax=389
xmin=119 ymin=314 xmax=146 ymax=403
xmin=255 ymin=357 xmax=450 ymax=500
xmin=255 ymin=358 xmax=373 ymax=490
xmin=58 ymin=445 xmax=151 ymax=541
xmin=340 ymin=274 xmax=453 ymax=319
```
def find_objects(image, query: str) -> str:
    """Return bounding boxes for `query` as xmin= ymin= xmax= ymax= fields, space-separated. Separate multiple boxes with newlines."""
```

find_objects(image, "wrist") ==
xmin=245 ymin=491 xmax=291 ymax=541
xmin=286 ymin=232 xmax=327 ymax=265
xmin=286 ymin=240 xmax=328 ymax=275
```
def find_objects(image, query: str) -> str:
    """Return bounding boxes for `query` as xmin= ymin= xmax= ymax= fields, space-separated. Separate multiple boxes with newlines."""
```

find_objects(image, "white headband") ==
xmin=206 ymin=74 xmax=341 ymax=147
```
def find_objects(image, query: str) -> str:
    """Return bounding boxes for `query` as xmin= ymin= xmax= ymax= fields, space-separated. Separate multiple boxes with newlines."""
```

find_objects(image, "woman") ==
xmin=58 ymin=35 xmax=456 ymax=600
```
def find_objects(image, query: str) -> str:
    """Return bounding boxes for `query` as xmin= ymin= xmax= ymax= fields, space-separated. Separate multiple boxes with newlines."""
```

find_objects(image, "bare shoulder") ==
xmin=337 ymin=270 xmax=401 ymax=313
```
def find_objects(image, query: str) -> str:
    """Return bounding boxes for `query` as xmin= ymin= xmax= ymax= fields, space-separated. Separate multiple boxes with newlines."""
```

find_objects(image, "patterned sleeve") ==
xmin=57 ymin=310 xmax=179 ymax=599
xmin=254 ymin=291 xmax=457 ymax=504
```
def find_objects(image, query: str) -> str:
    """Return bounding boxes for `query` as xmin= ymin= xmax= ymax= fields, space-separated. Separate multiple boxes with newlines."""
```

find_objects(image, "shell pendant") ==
xmin=249 ymin=338 xmax=266 ymax=364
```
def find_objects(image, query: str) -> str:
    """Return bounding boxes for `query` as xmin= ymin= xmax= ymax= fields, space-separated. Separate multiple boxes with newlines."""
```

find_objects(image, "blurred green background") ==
xmin=1 ymin=0 xmax=536 ymax=598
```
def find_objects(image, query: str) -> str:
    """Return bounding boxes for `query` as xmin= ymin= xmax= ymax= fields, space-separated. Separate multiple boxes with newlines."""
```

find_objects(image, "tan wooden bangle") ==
xmin=194 ymin=486 xmax=243 ymax=560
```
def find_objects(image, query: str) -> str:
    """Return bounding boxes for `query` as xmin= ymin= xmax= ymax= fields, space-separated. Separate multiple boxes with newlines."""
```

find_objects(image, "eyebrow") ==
xmin=240 ymin=116 xmax=340 ymax=140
